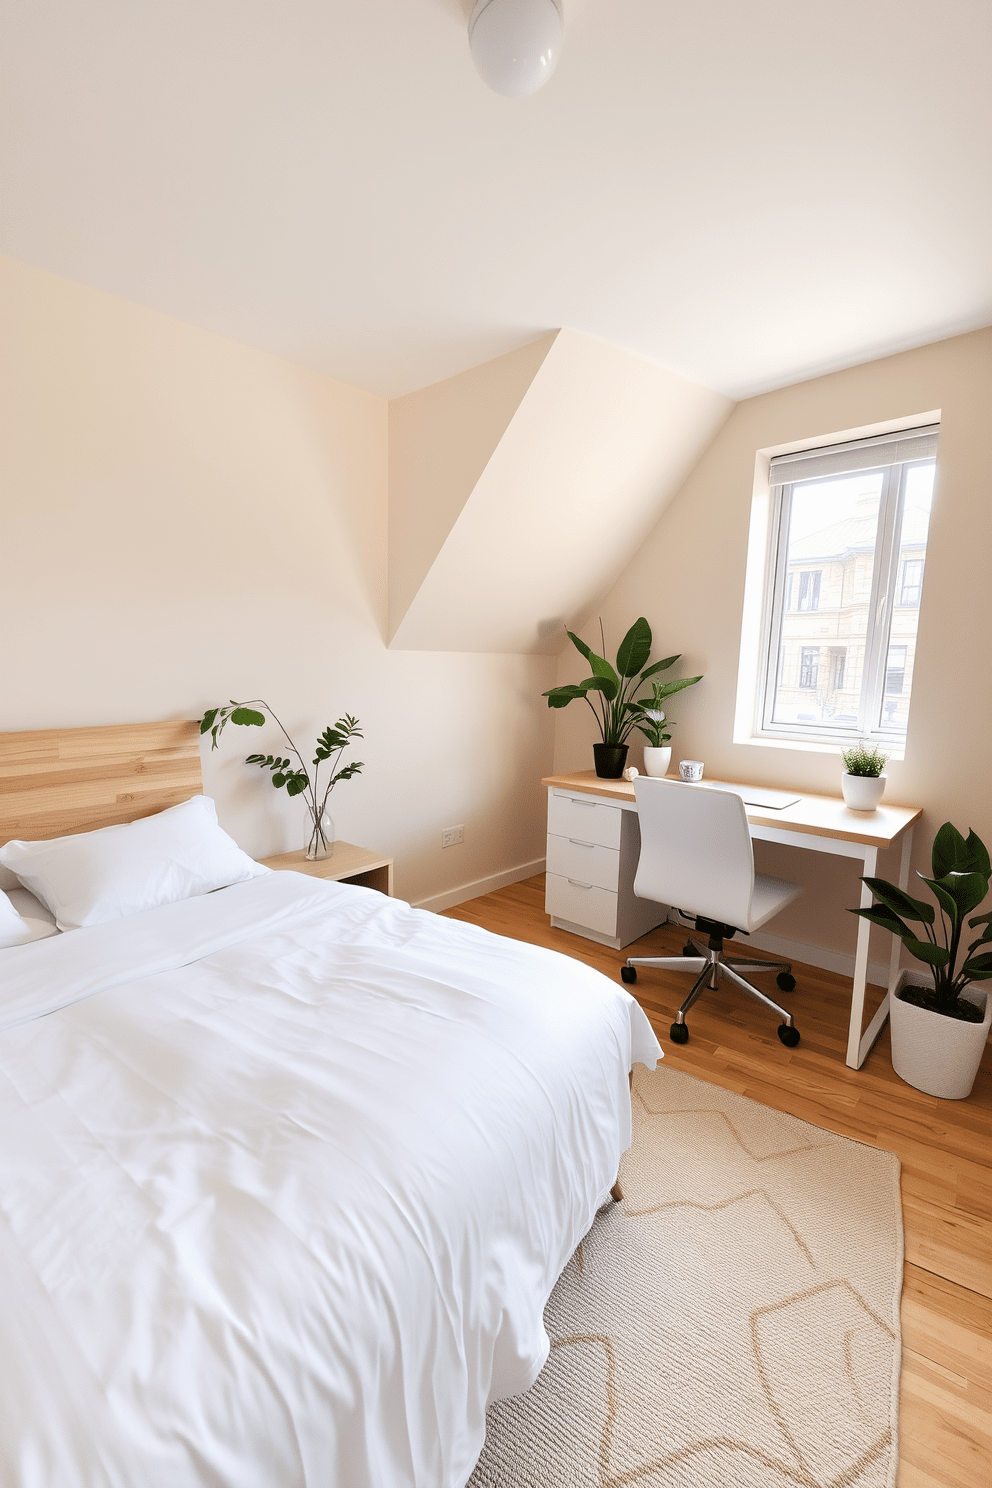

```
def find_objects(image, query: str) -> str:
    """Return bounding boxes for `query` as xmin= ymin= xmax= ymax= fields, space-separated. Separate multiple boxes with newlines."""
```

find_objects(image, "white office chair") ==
xmin=619 ymin=777 xmax=803 ymax=1048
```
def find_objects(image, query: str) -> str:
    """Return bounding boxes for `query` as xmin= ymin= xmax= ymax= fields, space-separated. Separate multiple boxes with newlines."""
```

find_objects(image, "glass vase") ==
xmin=305 ymin=806 xmax=335 ymax=861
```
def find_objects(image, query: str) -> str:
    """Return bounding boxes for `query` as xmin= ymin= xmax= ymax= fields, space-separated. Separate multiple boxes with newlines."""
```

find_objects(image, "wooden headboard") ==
xmin=0 ymin=721 xmax=203 ymax=846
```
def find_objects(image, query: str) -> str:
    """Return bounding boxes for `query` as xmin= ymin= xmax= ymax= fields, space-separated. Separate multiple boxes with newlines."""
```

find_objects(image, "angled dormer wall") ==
xmin=388 ymin=329 xmax=732 ymax=654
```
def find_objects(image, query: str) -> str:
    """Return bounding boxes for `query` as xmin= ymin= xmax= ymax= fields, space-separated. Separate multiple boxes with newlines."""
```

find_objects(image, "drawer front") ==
xmin=545 ymin=872 xmax=619 ymax=938
xmin=547 ymin=791 xmax=623 ymax=850
xmin=546 ymin=833 xmax=620 ymax=892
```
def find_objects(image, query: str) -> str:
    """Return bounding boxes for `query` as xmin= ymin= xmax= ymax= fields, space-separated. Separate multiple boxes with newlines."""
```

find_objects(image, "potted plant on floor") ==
xmin=852 ymin=822 xmax=992 ymax=1098
xmin=841 ymin=742 xmax=889 ymax=811
xmin=542 ymin=618 xmax=701 ymax=779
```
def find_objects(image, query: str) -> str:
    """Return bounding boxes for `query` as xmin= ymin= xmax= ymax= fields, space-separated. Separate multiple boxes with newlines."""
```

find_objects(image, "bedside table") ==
xmin=260 ymin=842 xmax=393 ymax=897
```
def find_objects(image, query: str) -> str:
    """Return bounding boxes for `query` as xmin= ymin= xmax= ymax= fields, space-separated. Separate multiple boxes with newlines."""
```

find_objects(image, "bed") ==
xmin=0 ymin=721 xmax=661 ymax=1488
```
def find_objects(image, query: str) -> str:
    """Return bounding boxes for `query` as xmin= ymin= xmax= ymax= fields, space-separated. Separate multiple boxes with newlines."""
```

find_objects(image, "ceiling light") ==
xmin=468 ymin=0 xmax=564 ymax=98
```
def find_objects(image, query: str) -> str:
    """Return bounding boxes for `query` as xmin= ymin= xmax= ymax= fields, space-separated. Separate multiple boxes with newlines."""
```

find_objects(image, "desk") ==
xmin=542 ymin=771 xmax=922 ymax=1070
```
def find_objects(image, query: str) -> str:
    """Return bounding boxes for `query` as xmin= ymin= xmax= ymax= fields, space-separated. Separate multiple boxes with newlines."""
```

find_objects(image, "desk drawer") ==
xmin=546 ymin=833 xmax=620 ymax=892
xmin=547 ymin=791 xmax=622 ymax=850
xmin=545 ymin=872 xmax=619 ymax=938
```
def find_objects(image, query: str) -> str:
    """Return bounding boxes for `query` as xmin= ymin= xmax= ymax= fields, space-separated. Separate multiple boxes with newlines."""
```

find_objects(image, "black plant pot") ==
xmin=593 ymin=743 xmax=629 ymax=779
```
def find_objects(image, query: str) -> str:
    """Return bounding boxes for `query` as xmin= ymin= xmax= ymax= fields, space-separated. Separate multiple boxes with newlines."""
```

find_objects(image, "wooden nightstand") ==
xmin=260 ymin=842 xmax=393 ymax=897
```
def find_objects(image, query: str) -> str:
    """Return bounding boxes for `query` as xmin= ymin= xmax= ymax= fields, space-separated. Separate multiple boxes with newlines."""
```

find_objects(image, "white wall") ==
xmin=554 ymin=329 xmax=992 ymax=975
xmin=0 ymin=257 xmax=554 ymax=905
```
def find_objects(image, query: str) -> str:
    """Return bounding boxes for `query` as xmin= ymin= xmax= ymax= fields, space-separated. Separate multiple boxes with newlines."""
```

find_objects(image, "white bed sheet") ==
xmin=0 ymin=871 xmax=660 ymax=1488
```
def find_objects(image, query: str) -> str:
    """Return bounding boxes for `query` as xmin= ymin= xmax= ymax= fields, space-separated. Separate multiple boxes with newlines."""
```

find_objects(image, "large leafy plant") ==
xmin=200 ymin=700 xmax=363 ymax=856
xmin=852 ymin=822 xmax=992 ymax=1022
xmin=543 ymin=618 xmax=702 ymax=747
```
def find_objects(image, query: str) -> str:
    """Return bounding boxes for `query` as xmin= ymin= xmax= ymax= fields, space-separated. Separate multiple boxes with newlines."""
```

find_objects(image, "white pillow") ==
xmin=5 ymin=886 xmax=61 ymax=944
xmin=0 ymin=795 xmax=269 ymax=931
xmin=0 ymin=889 xmax=32 ymax=948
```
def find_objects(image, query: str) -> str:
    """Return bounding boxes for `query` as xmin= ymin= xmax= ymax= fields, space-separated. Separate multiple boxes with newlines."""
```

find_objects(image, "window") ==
xmin=796 ymin=570 xmax=821 ymax=611
xmin=799 ymin=647 xmax=819 ymax=689
xmin=898 ymin=558 xmax=923 ymax=607
xmin=756 ymin=423 xmax=937 ymax=749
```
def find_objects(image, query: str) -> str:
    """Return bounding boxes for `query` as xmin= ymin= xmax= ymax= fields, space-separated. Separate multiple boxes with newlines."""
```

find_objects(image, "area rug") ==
xmin=469 ymin=1066 xmax=903 ymax=1488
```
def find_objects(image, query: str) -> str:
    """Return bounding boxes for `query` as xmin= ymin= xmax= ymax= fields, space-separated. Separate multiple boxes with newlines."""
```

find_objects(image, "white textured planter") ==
xmin=889 ymin=969 xmax=991 ymax=1100
xmin=642 ymin=746 xmax=672 ymax=778
xmin=841 ymin=772 xmax=887 ymax=811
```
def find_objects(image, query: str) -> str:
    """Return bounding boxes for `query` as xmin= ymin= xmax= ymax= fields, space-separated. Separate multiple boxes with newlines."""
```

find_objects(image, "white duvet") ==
xmin=0 ymin=872 xmax=660 ymax=1488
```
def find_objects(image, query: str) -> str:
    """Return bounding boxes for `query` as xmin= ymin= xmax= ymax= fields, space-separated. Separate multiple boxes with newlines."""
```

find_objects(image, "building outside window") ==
xmin=898 ymin=558 xmax=924 ymax=606
xmin=755 ymin=424 xmax=936 ymax=748
xmin=797 ymin=570 xmax=821 ymax=611
xmin=799 ymin=647 xmax=819 ymax=689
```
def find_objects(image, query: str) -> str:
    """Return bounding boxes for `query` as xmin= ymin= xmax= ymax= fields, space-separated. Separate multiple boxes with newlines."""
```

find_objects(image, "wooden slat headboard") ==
xmin=0 ymin=721 xmax=203 ymax=846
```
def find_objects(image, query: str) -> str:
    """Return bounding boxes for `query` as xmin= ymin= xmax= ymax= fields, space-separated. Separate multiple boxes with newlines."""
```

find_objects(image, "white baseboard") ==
xmin=674 ymin=916 xmax=890 ymax=988
xmin=414 ymin=858 xmax=547 ymax=915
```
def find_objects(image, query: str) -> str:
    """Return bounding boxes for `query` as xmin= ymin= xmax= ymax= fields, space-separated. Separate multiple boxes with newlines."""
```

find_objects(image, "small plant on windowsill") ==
xmin=840 ymin=742 xmax=889 ymax=811
xmin=200 ymin=701 xmax=364 ymax=860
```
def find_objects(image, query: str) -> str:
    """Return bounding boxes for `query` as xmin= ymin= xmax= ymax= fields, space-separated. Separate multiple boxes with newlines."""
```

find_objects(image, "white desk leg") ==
xmin=854 ymin=825 xmax=916 ymax=1069
xmin=846 ymin=845 xmax=878 ymax=1069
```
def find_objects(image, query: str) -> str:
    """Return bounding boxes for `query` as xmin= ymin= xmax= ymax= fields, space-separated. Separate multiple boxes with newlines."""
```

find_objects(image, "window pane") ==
xmin=876 ymin=461 xmax=934 ymax=733
xmin=770 ymin=471 xmax=883 ymax=728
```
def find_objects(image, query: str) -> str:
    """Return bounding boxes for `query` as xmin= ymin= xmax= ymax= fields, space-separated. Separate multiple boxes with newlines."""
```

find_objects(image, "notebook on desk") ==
xmin=695 ymin=781 xmax=801 ymax=810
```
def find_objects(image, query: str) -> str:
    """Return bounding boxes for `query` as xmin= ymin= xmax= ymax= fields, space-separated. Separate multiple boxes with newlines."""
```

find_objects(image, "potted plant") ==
xmin=852 ymin=822 xmax=992 ymax=1098
xmin=201 ymin=700 xmax=364 ymax=860
xmin=543 ymin=618 xmax=702 ymax=779
xmin=629 ymin=673 xmax=703 ymax=777
xmin=841 ymin=742 xmax=889 ymax=811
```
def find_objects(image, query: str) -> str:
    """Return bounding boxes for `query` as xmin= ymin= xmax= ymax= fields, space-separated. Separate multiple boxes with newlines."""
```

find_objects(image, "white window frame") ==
xmin=753 ymin=424 xmax=938 ymax=752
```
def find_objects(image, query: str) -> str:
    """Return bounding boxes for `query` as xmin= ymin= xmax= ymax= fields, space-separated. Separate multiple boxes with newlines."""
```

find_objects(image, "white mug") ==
xmin=679 ymin=760 xmax=704 ymax=782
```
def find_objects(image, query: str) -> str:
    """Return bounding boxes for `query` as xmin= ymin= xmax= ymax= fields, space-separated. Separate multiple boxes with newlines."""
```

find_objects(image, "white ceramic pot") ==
xmin=841 ymin=772 xmax=887 ymax=811
xmin=889 ymin=969 xmax=991 ymax=1099
xmin=642 ymin=746 xmax=672 ymax=778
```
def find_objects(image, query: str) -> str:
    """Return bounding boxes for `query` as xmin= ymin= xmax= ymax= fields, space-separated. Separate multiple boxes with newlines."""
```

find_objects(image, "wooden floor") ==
xmin=444 ymin=875 xmax=992 ymax=1488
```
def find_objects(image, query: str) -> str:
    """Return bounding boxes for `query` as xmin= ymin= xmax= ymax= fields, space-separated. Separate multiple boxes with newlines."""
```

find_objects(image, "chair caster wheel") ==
xmin=777 ymin=1024 xmax=800 ymax=1048
xmin=776 ymin=972 xmax=796 ymax=992
xmin=681 ymin=943 xmax=695 ymax=957
xmin=620 ymin=965 xmax=637 ymax=984
xmin=670 ymin=1022 xmax=689 ymax=1044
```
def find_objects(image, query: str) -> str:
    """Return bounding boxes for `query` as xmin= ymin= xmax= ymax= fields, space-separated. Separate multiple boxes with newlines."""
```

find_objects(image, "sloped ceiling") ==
xmin=388 ymin=329 xmax=732 ymax=654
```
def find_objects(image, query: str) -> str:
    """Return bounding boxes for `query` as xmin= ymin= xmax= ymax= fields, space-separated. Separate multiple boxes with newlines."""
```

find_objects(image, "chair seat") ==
xmin=748 ymin=873 xmax=802 ymax=932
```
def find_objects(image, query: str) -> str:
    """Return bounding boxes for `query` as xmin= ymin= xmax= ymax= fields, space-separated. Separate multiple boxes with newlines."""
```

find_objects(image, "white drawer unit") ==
xmin=544 ymin=786 xmax=668 ymax=950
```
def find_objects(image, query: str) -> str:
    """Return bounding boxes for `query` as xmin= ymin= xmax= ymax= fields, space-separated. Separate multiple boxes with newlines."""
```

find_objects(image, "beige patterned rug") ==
xmin=469 ymin=1066 xmax=903 ymax=1488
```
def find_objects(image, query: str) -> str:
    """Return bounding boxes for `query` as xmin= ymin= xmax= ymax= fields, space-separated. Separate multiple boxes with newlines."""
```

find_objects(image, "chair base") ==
xmin=622 ymin=932 xmax=799 ymax=1047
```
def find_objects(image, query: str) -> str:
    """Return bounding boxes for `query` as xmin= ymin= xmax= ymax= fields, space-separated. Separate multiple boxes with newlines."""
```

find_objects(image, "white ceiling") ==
xmin=1 ymin=0 xmax=989 ymax=400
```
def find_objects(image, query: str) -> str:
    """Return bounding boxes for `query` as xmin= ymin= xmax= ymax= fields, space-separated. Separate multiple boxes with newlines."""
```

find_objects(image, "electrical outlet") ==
xmin=441 ymin=824 xmax=464 ymax=849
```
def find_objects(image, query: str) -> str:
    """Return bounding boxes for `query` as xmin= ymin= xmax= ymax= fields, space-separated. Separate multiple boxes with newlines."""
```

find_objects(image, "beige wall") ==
xmin=0 ymin=257 xmax=555 ymax=905
xmin=554 ymin=328 xmax=992 ymax=974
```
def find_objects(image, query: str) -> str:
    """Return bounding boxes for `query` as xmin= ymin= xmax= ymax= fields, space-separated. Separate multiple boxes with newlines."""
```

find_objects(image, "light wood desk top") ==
xmin=542 ymin=771 xmax=922 ymax=849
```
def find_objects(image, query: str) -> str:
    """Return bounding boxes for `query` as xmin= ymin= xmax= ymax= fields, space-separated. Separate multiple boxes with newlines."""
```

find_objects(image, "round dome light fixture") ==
xmin=468 ymin=0 xmax=564 ymax=98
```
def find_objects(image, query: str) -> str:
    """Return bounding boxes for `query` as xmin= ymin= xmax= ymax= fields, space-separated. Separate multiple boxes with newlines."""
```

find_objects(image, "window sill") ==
xmin=734 ymin=730 xmax=906 ymax=763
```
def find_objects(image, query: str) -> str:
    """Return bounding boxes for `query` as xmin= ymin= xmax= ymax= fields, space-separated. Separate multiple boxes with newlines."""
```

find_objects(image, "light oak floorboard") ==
xmin=444 ymin=875 xmax=992 ymax=1488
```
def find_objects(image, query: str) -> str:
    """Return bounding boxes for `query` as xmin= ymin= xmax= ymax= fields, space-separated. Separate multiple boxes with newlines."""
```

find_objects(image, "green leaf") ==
xmin=903 ymin=935 xmax=951 ymax=967
xmin=637 ymin=655 xmax=680 ymax=680
xmin=969 ymin=911 xmax=992 ymax=928
xmin=581 ymin=674 xmax=619 ymax=702
xmin=285 ymin=777 xmax=308 ymax=797
xmin=650 ymin=675 xmax=704 ymax=703
xmin=245 ymin=753 xmax=265 ymax=764
xmin=924 ymin=872 xmax=989 ymax=919
xmin=850 ymin=904 xmax=914 ymax=941
xmin=615 ymin=617 xmax=652 ymax=678
xmin=586 ymin=652 xmax=620 ymax=690
xmin=862 ymin=877 xmax=935 ymax=925
xmin=961 ymin=829 xmax=992 ymax=879
xmin=961 ymin=949 xmax=992 ymax=977
xmin=543 ymin=685 xmax=588 ymax=709
xmin=272 ymin=773 xmax=286 ymax=788
xmin=199 ymin=708 xmax=218 ymax=734
xmin=565 ymin=629 xmax=594 ymax=663
xmin=230 ymin=707 xmax=266 ymax=728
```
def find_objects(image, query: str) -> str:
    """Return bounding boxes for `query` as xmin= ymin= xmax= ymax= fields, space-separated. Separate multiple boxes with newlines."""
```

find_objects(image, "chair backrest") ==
xmin=632 ymin=777 xmax=756 ymax=931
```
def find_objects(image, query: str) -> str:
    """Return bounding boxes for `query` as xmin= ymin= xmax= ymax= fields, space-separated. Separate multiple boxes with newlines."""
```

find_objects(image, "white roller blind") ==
xmin=770 ymin=424 xmax=939 ymax=486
